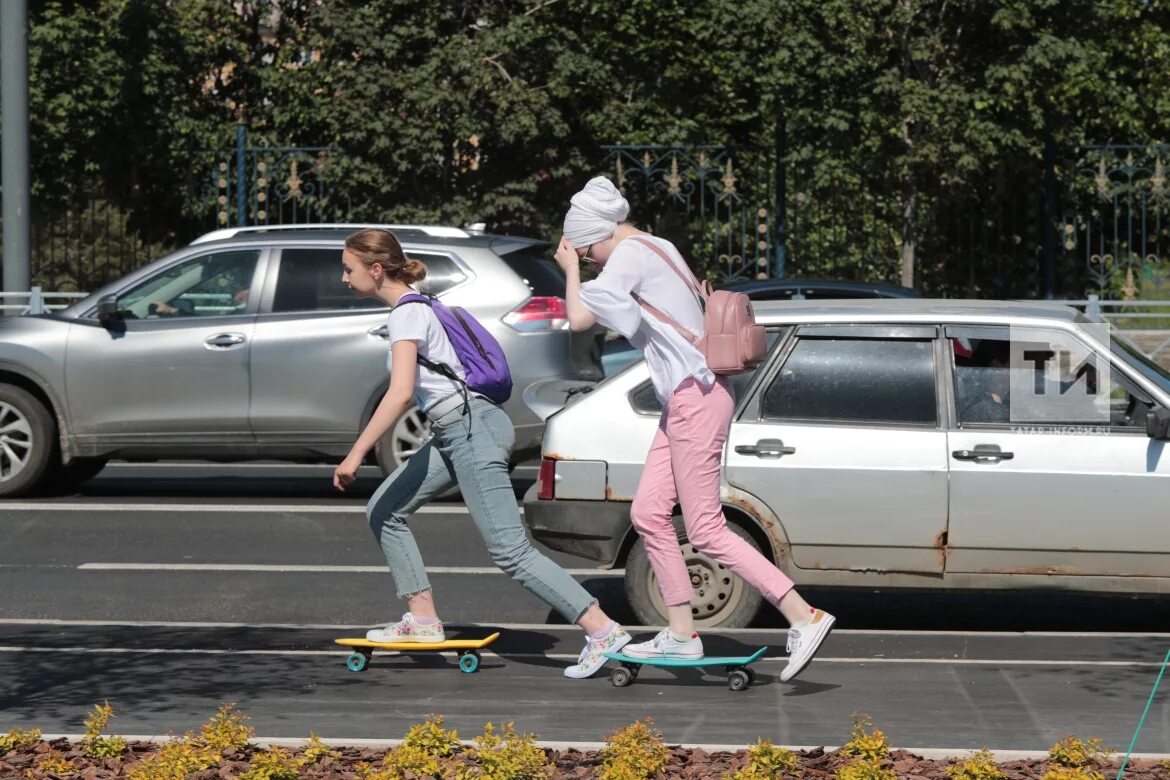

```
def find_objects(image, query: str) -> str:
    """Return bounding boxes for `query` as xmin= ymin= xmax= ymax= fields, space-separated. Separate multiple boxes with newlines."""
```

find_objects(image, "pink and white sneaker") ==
xmin=365 ymin=612 xmax=445 ymax=643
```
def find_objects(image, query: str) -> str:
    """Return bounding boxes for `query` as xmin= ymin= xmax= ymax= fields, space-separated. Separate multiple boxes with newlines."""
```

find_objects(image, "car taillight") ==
xmin=537 ymin=457 xmax=556 ymax=500
xmin=503 ymin=296 xmax=568 ymax=332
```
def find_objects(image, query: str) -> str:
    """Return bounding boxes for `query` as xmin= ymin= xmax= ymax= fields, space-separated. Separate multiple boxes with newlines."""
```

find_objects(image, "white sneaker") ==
xmin=780 ymin=609 xmax=835 ymax=682
xmin=563 ymin=624 xmax=631 ymax=679
xmin=365 ymin=612 xmax=446 ymax=643
xmin=622 ymin=628 xmax=704 ymax=660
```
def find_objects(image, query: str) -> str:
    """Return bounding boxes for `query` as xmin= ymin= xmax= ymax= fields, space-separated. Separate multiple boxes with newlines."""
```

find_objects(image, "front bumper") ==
xmin=522 ymin=483 xmax=632 ymax=567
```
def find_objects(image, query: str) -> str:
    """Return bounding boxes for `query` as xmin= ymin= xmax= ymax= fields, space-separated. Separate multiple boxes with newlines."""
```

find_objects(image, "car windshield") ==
xmin=1112 ymin=334 xmax=1170 ymax=394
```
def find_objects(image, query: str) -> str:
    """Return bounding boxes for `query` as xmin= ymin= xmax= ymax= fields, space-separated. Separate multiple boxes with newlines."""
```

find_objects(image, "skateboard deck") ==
xmin=335 ymin=631 xmax=500 ymax=673
xmin=602 ymin=646 xmax=767 ymax=690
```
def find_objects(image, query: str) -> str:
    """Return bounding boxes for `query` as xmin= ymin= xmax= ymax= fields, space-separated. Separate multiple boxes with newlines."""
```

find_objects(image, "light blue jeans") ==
xmin=366 ymin=397 xmax=596 ymax=623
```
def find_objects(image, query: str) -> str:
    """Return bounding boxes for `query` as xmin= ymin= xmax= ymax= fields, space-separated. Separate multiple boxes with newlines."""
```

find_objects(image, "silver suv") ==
xmin=0 ymin=224 xmax=588 ymax=496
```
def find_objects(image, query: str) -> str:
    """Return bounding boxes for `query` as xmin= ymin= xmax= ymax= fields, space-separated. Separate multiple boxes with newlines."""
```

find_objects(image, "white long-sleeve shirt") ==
xmin=579 ymin=235 xmax=715 ymax=403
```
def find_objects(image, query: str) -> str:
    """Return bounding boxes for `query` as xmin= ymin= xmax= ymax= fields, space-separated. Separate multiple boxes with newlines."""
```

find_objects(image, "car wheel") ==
xmin=375 ymin=404 xmax=460 ymax=499
xmin=0 ymin=384 xmax=57 ymax=498
xmin=625 ymin=517 xmax=765 ymax=629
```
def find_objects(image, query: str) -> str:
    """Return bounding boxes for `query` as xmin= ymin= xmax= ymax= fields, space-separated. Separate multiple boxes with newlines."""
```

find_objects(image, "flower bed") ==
xmin=1 ymin=705 xmax=1167 ymax=780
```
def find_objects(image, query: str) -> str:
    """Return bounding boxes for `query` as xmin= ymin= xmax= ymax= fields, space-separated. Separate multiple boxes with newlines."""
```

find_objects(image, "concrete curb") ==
xmin=34 ymin=735 xmax=1170 ymax=762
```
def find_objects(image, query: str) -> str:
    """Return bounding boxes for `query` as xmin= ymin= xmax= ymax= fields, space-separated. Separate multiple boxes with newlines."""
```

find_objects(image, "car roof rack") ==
xmin=190 ymin=224 xmax=475 ymax=245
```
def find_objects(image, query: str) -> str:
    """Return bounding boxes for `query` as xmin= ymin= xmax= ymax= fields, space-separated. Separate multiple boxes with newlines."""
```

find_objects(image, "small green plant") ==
xmin=27 ymin=749 xmax=74 ymax=778
xmin=1048 ymin=737 xmax=1111 ymax=769
xmin=379 ymin=714 xmax=464 ymax=779
xmin=0 ymin=727 xmax=41 ymax=756
xmin=836 ymin=759 xmax=897 ymax=780
xmin=947 ymin=749 xmax=1005 ymax=780
xmin=126 ymin=705 xmax=258 ymax=780
xmin=599 ymin=718 xmax=670 ymax=780
xmin=301 ymin=733 xmax=340 ymax=764
xmin=842 ymin=715 xmax=890 ymax=763
xmin=126 ymin=739 xmax=220 ymax=780
xmin=199 ymin=703 xmax=255 ymax=753
xmin=1041 ymin=767 xmax=1105 ymax=780
xmin=81 ymin=700 xmax=127 ymax=759
xmin=725 ymin=738 xmax=801 ymax=779
xmin=463 ymin=721 xmax=552 ymax=779
xmin=239 ymin=746 xmax=301 ymax=780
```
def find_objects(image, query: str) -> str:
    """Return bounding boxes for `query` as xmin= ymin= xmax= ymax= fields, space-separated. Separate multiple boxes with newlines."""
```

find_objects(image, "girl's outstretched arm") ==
xmin=334 ymin=339 xmax=418 ymax=491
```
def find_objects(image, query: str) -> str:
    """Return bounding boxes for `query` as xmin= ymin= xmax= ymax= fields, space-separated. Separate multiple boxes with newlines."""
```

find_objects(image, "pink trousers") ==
xmin=630 ymin=376 xmax=795 ymax=607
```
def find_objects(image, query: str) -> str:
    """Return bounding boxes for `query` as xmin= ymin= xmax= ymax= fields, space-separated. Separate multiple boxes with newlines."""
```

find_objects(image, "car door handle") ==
xmin=368 ymin=324 xmax=390 ymax=339
xmin=952 ymin=445 xmax=1014 ymax=462
xmin=204 ymin=333 xmax=246 ymax=349
xmin=734 ymin=439 xmax=796 ymax=458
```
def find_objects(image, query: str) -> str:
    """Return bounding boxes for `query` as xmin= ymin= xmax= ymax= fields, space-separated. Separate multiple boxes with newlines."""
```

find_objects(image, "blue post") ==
xmin=235 ymin=123 xmax=247 ymax=227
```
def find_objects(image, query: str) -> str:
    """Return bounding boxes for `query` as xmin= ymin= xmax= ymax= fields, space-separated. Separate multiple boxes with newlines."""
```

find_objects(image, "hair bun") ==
xmin=403 ymin=258 xmax=428 ymax=284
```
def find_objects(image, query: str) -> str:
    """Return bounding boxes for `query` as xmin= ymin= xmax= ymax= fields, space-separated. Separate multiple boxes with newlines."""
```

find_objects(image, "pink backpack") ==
xmin=629 ymin=236 xmax=767 ymax=376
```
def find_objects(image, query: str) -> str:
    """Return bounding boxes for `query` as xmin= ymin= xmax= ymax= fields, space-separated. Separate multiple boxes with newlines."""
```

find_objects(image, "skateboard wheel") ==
xmin=346 ymin=652 xmax=369 ymax=673
xmin=610 ymin=667 xmax=633 ymax=687
xmin=728 ymin=669 xmax=750 ymax=691
xmin=459 ymin=651 xmax=480 ymax=674
xmin=744 ymin=667 xmax=756 ymax=686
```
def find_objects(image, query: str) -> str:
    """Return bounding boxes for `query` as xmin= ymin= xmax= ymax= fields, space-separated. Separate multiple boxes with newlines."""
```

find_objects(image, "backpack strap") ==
xmin=629 ymin=236 xmax=710 ymax=304
xmin=393 ymin=294 xmax=473 ymax=415
xmin=630 ymin=291 xmax=701 ymax=346
xmin=626 ymin=236 xmax=704 ymax=346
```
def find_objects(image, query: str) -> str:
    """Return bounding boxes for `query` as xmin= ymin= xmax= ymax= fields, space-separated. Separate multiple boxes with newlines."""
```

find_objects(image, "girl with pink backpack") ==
xmin=554 ymin=177 xmax=835 ymax=683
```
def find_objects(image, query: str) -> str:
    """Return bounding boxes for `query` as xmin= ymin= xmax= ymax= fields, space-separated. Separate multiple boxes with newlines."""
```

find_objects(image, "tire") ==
xmin=625 ymin=516 xmax=765 ymax=629
xmin=0 ymin=384 xmax=57 ymax=498
xmin=374 ymin=404 xmax=461 ymax=499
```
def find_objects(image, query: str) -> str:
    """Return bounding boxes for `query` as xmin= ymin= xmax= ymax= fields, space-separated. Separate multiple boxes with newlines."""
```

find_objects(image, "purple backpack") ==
xmin=397 ymin=293 xmax=513 ymax=406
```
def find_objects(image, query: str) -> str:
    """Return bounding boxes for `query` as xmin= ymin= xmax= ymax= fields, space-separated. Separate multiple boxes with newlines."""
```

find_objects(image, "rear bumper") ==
xmin=522 ymin=483 xmax=631 ymax=567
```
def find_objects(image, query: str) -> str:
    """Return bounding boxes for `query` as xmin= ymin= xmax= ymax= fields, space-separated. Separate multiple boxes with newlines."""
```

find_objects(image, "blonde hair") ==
xmin=344 ymin=228 xmax=427 ymax=284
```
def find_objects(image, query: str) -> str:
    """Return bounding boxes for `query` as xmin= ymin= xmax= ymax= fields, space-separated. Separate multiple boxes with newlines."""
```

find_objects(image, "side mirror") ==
xmin=1146 ymin=404 xmax=1170 ymax=441
xmin=96 ymin=295 xmax=122 ymax=325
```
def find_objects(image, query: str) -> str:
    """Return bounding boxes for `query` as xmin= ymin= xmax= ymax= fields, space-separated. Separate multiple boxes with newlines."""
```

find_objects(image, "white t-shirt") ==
xmin=386 ymin=301 xmax=466 ymax=412
xmin=579 ymin=235 xmax=715 ymax=403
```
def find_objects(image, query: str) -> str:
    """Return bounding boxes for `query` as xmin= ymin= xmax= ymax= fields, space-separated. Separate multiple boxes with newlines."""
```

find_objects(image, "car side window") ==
xmin=761 ymin=337 xmax=937 ymax=424
xmin=628 ymin=329 xmax=786 ymax=415
xmin=951 ymin=332 xmax=1153 ymax=430
xmin=271 ymin=248 xmax=468 ymax=313
xmin=116 ymin=250 xmax=260 ymax=319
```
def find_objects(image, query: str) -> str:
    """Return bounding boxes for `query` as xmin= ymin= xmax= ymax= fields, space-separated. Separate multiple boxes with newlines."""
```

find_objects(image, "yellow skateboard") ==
xmin=335 ymin=632 xmax=500 ymax=673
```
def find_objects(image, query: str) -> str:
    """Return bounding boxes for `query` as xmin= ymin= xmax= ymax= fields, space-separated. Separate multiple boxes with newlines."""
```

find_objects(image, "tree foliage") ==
xmin=13 ymin=0 xmax=1170 ymax=295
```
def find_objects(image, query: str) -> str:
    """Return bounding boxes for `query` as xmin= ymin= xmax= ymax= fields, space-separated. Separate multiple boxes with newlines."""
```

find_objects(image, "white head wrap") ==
xmin=562 ymin=176 xmax=630 ymax=247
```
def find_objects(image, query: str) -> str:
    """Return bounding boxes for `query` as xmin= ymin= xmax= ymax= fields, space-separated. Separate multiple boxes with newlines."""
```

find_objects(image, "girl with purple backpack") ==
xmin=332 ymin=228 xmax=630 ymax=679
xmin=554 ymin=177 xmax=835 ymax=683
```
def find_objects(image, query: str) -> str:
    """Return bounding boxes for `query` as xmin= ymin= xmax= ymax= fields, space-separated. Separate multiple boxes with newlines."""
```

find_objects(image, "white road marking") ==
xmin=76 ymin=563 xmax=621 ymax=576
xmin=0 ymin=502 xmax=478 ymax=515
xmin=0 ymin=645 xmax=1161 ymax=667
xmin=104 ymin=462 xmax=539 ymax=471
xmin=0 ymin=617 xmax=1164 ymax=639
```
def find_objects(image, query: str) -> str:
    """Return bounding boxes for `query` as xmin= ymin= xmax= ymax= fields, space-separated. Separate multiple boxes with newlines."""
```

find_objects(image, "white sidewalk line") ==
xmin=28 ymin=735 xmax=1170 ymax=760
xmin=75 ymin=563 xmax=621 ymax=576
xmin=0 ymin=502 xmax=479 ymax=514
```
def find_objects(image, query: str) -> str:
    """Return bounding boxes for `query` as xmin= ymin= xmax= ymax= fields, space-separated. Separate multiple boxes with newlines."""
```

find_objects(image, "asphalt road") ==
xmin=1 ymin=462 xmax=1168 ymax=753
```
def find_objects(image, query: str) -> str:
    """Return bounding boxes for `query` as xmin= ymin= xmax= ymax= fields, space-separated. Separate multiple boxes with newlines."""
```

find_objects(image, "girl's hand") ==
xmin=554 ymin=237 xmax=579 ymax=273
xmin=333 ymin=453 xmax=364 ymax=492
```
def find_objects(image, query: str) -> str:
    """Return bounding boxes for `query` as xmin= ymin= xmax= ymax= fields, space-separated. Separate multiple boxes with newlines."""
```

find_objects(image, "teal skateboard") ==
xmin=602 ymin=647 xmax=767 ymax=691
